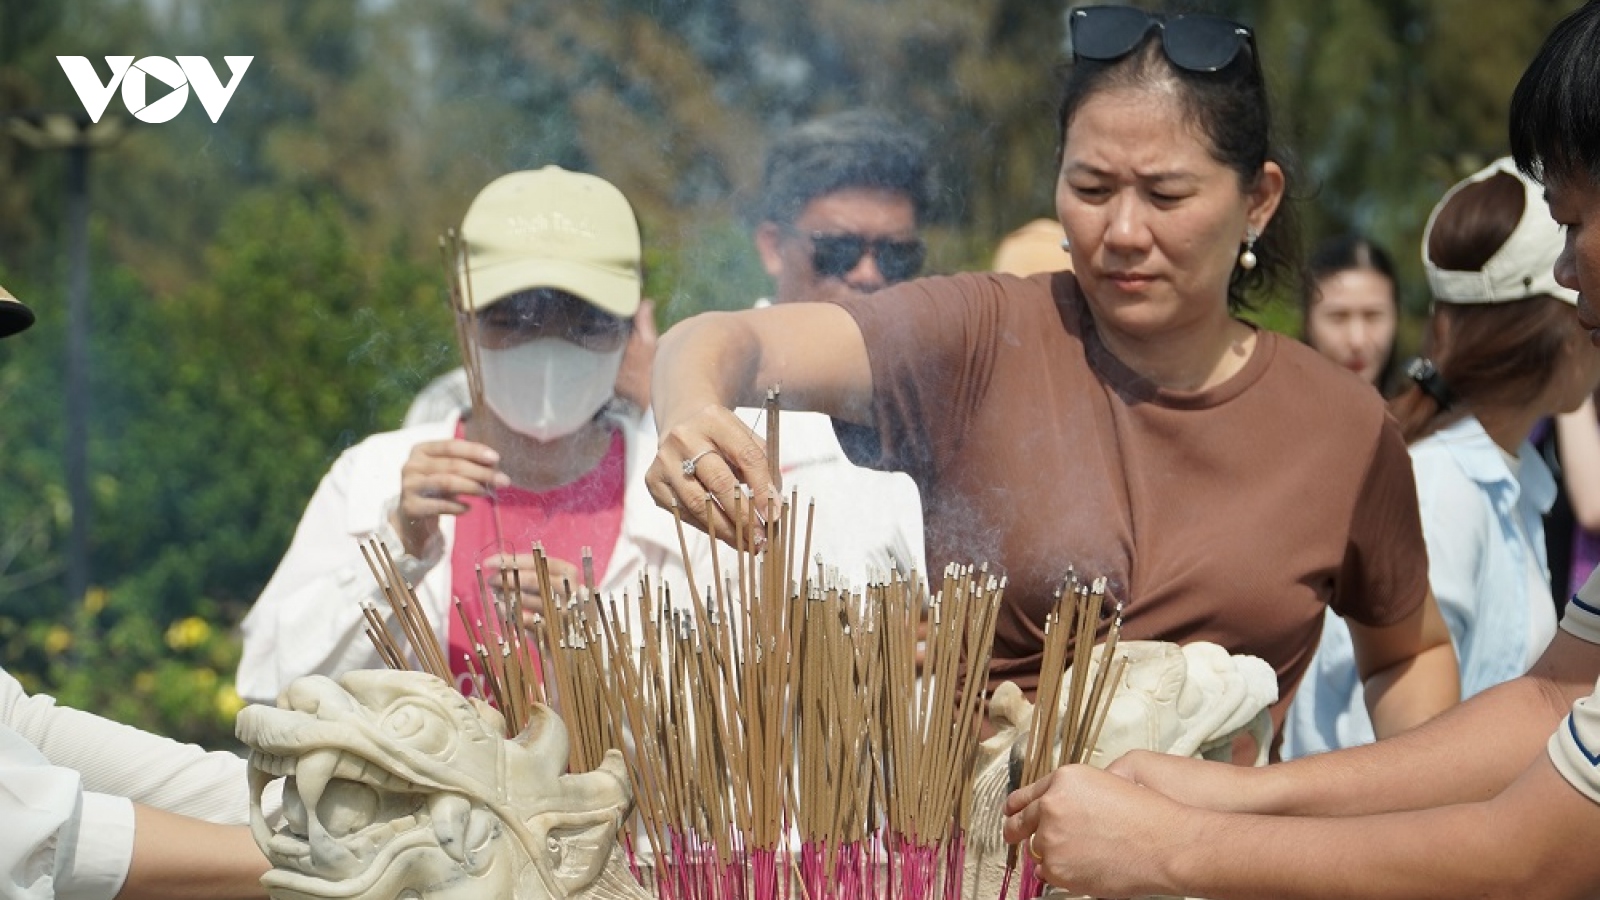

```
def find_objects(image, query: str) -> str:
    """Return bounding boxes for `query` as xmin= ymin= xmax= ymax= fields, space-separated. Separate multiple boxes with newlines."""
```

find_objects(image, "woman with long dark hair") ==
xmin=1301 ymin=234 xmax=1402 ymax=393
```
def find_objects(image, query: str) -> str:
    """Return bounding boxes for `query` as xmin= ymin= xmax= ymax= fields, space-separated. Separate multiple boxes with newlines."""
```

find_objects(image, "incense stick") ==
xmin=1007 ymin=574 xmax=1126 ymax=899
xmin=439 ymin=228 xmax=508 ymax=557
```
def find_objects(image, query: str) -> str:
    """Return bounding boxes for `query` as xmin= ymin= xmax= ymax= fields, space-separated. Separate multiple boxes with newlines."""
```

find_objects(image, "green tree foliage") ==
xmin=93 ymin=191 xmax=447 ymax=621
xmin=0 ymin=0 xmax=1583 ymax=744
xmin=0 ymin=191 xmax=445 ymax=741
xmin=1247 ymin=0 xmax=1580 ymax=317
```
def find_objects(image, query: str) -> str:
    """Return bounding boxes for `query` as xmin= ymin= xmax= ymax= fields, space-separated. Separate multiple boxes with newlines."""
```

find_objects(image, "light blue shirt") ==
xmin=1282 ymin=416 xmax=1555 ymax=758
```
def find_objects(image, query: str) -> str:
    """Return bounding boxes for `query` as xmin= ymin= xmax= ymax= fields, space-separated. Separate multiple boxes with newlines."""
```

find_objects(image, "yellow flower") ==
xmin=83 ymin=588 xmax=106 ymax=616
xmin=165 ymin=616 xmax=212 ymax=651
xmin=43 ymin=625 xmax=72 ymax=655
xmin=215 ymin=685 xmax=245 ymax=719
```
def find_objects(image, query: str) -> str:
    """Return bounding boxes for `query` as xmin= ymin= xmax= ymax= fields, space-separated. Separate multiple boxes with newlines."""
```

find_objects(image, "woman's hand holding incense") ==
xmin=648 ymin=403 xmax=781 ymax=548
xmin=393 ymin=439 xmax=510 ymax=557
xmin=1004 ymin=763 xmax=1198 ymax=898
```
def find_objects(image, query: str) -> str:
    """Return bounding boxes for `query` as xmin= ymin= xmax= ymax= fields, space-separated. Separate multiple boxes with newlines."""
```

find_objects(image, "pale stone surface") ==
xmin=237 ymin=669 xmax=646 ymax=900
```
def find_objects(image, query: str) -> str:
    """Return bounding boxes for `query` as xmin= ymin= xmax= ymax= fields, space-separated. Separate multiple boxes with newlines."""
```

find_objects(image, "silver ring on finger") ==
xmin=681 ymin=449 xmax=718 ymax=478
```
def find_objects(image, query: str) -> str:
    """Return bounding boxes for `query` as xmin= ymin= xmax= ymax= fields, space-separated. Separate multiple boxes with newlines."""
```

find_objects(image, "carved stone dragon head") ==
xmin=237 ymin=669 xmax=645 ymax=900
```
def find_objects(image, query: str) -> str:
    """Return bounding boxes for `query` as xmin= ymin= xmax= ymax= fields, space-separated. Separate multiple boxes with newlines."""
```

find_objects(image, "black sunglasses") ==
xmin=795 ymin=230 xmax=927 ymax=284
xmin=474 ymin=288 xmax=630 ymax=351
xmin=1069 ymin=5 xmax=1256 ymax=75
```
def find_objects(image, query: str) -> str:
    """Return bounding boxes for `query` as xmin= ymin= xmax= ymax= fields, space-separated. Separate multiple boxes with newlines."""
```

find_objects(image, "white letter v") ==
xmin=57 ymin=56 xmax=134 ymax=123
xmin=177 ymin=56 xmax=253 ymax=123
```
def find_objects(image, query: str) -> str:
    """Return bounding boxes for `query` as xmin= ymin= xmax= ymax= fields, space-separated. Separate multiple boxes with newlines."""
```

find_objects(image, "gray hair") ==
xmin=756 ymin=110 xmax=931 ymax=226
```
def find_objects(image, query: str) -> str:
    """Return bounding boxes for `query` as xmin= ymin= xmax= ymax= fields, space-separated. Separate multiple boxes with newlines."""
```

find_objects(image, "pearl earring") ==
xmin=1238 ymin=229 xmax=1259 ymax=271
xmin=1060 ymin=237 xmax=1071 ymax=252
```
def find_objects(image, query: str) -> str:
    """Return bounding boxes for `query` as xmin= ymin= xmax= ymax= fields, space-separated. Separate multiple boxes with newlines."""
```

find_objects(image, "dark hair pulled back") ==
xmin=1389 ymin=171 xmax=1577 ymax=443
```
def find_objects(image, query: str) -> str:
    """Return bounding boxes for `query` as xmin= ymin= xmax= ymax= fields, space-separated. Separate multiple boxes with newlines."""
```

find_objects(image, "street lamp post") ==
xmin=4 ymin=111 xmax=124 ymax=605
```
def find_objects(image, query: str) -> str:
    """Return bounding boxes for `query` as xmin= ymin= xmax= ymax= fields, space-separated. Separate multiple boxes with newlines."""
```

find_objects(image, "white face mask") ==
xmin=476 ymin=338 xmax=624 ymax=442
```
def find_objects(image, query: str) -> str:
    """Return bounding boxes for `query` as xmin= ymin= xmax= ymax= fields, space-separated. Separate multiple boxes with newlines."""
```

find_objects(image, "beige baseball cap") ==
xmin=0 ymin=283 xmax=35 ymax=338
xmin=459 ymin=166 xmax=642 ymax=317
xmin=1423 ymin=156 xmax=1578 ymax=307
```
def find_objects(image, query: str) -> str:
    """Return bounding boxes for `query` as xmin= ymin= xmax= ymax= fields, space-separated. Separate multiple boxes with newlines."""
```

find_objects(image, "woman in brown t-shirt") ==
xmin=645 ymin=6 xmax=1457 ymax=744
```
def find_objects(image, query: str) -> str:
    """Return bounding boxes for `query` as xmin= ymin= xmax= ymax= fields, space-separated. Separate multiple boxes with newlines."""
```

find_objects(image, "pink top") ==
xmin=446 ymin=427 xmax=627 ymax=699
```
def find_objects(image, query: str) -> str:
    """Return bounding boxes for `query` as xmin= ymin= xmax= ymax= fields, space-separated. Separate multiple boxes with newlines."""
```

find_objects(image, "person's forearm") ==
xmin=1362 ymin=640 xmax=1458 ymax=739
xmin=652 ymin=312 xmax=766 ymax=432
xmin=118 ymin=805 xmax=269 ymax=900
xmin=1258 ymin=673 xmax=1568 ymax=816
xmin=1164 ymin=797 xmax=1539 ymax=900
xmin=653 ymin=304 xmax=875 ymax=432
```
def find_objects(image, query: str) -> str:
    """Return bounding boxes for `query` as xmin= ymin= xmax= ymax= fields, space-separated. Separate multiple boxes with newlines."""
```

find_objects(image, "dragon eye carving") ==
xmin=380 ymin=701 xmax=454 ymax=758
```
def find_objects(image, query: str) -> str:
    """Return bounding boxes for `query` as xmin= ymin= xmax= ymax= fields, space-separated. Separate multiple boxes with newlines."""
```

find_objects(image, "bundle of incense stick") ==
xmin=357 ymin=536 xmax=556 ymax=739
xmin=764 ymin=385 xmax=781 ymax=488
xmin=542 ymin=392 xmax=1009 ymax=900
xmin=357 ymin=539 xmax=449 ymax=683
xmin=871 ymin=563 xmax=1005 ymax=900
xmin=1003 ymin=570 xmax=1126 ymax=900
xmin=522 ymin=547 xmax=620 ymax=774
xmin=792 ymin=575 xmax=882 ymax=900
xmin=539 ymin=493 xmax=1009 ymax=900
xmin=438 ymin=228 xmax=487 ymax=418
xmin=456 ymin=546 xmax=556 ymax=740
xmin=438 ymin=228 xmax=507 ymax=555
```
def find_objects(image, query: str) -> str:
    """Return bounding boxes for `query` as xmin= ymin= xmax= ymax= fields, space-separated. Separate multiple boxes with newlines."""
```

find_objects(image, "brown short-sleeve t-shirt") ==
xmin=830 ymin=271 xmax=1429 ymax=717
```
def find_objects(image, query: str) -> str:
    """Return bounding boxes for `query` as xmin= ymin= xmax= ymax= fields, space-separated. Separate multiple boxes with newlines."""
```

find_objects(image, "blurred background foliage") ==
xmin=0 ymin=0 xmax=1581 ymax=746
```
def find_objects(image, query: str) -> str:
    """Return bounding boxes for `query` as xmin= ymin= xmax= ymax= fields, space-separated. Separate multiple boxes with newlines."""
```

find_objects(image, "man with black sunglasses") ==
xmin=753 ymin=109 xmax=931 ymax=303
xmin=733 ymin=110 xmax=929 ymax=583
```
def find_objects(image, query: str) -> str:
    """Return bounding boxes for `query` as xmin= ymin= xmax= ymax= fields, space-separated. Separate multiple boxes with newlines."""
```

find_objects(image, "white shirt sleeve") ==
xmin=0 ymin=725 xmax=133 ymax=900
xmin=237 ymin=437 xmax=444 ymax=707
xmin=0 ymin=670 xmax=268 ymax=825
xmin=1548 ymin=570 xmax=1600 ymax=802
xmin=1549 ymin=676 xmax=1600 ymax=806
xmin=53 ymin=793 xmax=133 ymax=900
xmin=1560 ymin=564 xmax=1600 ymax=646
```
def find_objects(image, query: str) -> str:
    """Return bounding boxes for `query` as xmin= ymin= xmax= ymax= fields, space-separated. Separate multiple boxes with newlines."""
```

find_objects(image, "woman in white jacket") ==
xmin=238 ymin=168 xmax=712 ymax=706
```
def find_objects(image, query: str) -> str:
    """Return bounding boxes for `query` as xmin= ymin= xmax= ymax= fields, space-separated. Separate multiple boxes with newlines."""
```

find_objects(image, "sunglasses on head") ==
xmin=794 ymin=230 xmax=927 ymax=284
xmin=1069 ymin=5 xmax=1256 ymax=75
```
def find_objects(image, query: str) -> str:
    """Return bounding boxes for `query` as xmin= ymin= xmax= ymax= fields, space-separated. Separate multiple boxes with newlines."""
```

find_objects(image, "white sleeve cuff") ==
xmin=375 ymin=501 xmax=444 ymax=582
xmin=54 ymin=793 xmax=133 ymax=900
xmin=1561 ymin=566 xmax=1600 ymax=645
